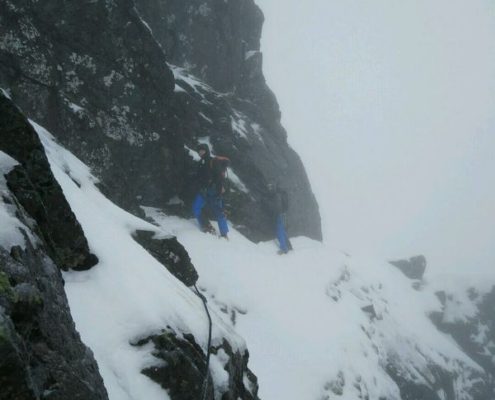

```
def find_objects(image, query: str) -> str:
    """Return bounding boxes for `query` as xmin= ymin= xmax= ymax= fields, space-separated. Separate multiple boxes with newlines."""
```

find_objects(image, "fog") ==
xmin=256 ymin=0 xmax=495 ymax=275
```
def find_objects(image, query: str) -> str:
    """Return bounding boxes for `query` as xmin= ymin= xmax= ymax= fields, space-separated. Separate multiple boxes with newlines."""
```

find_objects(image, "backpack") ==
xmin=210 ymin=156 xmax=230 ymax=190
xmin=210 ymin=156 xmax=230 ymax=180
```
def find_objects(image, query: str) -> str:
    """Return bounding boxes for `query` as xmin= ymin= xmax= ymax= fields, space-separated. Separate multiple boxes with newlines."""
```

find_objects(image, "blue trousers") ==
xmin=276 ymin=214 xmax=289 ymax=252
xmin=192 ymin=191 xmax=229 ymax=236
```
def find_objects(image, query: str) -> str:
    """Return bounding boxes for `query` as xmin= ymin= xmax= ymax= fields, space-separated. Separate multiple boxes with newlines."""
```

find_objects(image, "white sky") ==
xmin=256 ymin=0 xmax=495 ymax=274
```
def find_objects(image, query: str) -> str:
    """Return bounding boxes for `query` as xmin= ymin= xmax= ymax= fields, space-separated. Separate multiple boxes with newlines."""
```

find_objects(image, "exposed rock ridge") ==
xmin=431 ymin=286 xmax=495 ymax=399
xmin=134 ymin=331 xmax=260 ymax=400
xmin=132 ymin=229 xmax=199 ymax=287
xmin=0 ymin=94 xmax=107 ymax=400
xmin=0 ymin=93 xmax=97 ymax=271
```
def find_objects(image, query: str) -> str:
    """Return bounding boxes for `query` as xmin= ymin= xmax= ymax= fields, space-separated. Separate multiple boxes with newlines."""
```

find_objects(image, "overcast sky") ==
xmin=256 ymin=0 xmax=495 ymax=275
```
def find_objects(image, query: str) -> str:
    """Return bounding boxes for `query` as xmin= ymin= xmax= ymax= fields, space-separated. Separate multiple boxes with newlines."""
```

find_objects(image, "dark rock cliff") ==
xmin=0 ymin=0 xmax=321 ymax=242
xmin=0 ymin=93 xmax=97 ymax=271
xmin=0 ymin=93 xmax=108 ymax=400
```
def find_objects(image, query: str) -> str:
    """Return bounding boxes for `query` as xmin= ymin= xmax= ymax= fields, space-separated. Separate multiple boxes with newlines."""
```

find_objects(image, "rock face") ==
xmin=389 ymin=255 xmax=427 ymax=280
xmin=0 ymin=93 xmax=97 ymax=271
xmin=0 ymin=246 xmax=108 ymax=400
xmin=135 ymin=0 xmax=264 ymax=94
xmin=0 ymin=95 xmax=108 ymax=399
xmin=431 ymin=286 xmax=495 ymax=399
xmin=133 ymin=330 xmax=259 ymax=400
xmin=0 ymin=0 xmax=321 ymax=243
xmin=325 ymin=266 xmax=494 ymax=400
xmin=132 ymin=229 xmax=198 ymax=287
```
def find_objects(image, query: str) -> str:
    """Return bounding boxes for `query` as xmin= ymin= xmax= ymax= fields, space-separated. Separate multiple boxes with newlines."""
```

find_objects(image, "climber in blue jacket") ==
xmin=192 ymin=144 xmax=229 ymax=238
xmin=267 ymin=183 xmax=292 ymax=254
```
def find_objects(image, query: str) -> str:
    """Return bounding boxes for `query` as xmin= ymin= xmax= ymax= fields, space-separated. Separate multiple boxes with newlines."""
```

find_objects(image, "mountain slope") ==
xmin=34 ymin=120 xmax=259 ymax=400
xmin=147 ymin=212 xmax=494 ymax=400
xmin=0 ymin=0 xmax=321 ymax=242
xmin=34 ymin=118 xmax=495 ymax=400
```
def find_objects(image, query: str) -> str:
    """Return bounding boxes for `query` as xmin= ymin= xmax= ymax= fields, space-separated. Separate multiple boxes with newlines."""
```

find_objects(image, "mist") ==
xmin=256 ymin=0 xmax=495 ymax=275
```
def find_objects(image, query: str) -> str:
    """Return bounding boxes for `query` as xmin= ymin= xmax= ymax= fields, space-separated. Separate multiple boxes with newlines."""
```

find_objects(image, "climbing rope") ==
xmin=193 ymin=284 xmax=213 ymax=400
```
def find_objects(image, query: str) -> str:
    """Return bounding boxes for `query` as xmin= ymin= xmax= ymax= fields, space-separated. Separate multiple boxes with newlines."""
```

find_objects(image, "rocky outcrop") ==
xmin=0 ymin=246 xmax=108 ymax=400
xmin=0 ymin=0 xmax=321 ymax=243
xmin=0 ymin=96 xmax=107 ymax=399
xmin=134 ymin=0 xmax=264 ymax=94
xmin=385 ymin=357 xmax=489 ymax=400
xmin=132 ymin=229 xmax=198 ymax=286
xmin=389 ymin=255 xmax=427 ymax=280
xmin=431 ymin=286 xmax=495 ymax=398
xmin=0 ymin=93 xmax=97 ymax=271
xmin=325 ymin=265 xmax=493 ymax=400
xmin=133 ymin=330 xmax=259 ymax=400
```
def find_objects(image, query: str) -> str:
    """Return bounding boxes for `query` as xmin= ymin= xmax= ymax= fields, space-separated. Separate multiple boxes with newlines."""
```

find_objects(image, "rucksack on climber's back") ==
xmin=211 ymin=156 xmax=229 ymax=177
xmin=210 ymin=156 xmax=230 ymax=191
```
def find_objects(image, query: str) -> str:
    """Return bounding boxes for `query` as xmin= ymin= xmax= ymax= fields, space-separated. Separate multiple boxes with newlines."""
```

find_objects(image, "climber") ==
xmin=192 ymin=143 xmax=230 ymax=238
xmin=267 ymin=183 xmax=293 ymax=254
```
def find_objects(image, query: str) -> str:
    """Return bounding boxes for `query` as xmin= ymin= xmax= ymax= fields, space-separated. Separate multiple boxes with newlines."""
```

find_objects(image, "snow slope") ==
xmin=33 ymin=121 xmax=244 ymax=400
xmin=146 ymin=211 xmax=490 ymax=400
xmin=33 ymin=120 xmax=494 ymax=400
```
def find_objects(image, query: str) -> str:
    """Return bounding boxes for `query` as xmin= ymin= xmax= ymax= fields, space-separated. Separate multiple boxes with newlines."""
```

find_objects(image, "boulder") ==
xmin=133 ymin=330 xmax=259 ymax=400
xmin=132 ymin=229 xmax=198 ymax=287
xmin=389 ymin=255 xmax=427 ymax=280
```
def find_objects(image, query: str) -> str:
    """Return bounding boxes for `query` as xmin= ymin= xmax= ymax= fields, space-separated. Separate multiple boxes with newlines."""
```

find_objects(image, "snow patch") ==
xmin=184 ymin=145 xmax=200 ymax=161
xmin=0 ymin=151 xmax=17 ymax=173
xmin=0 ymin=151 xmax=29 ymax=249
xmin=226 ymin=168 xmax=249 ymax=193
xmin=209 ymin=348 xmax=230 ymax=398
xmin=199 ymin=112 xmax=213 ymax=124
xmin=69 ymin=52 xmax=97 ymax=73
xmin=138 ymin=15 xmax=153 ymax=34
xmin=68 ymin=102 xmax=85 ymax=114
xmin=1 ymin=88 xmax=12 ymax=99
xmin=244 ymin=50 xmax=259 ymax=61
xmin=103 ymin=70 xmax=123 ymax=87
xmin=230 ymin=111 xmax=248 ymax=139
xmin=168 ymin=64 xmax=215 ymax=103
xmin=174 ymin=84 xmax=187 ymax=93
xmin=166 ymin=196 xmax=184 ymax=206
xmin=250 ymin=123 xmax=265 ymax=143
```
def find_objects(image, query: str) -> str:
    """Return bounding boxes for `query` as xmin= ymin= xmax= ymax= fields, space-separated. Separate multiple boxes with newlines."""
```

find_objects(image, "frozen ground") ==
xmin=28 ymin=120 xmax=495 ymax=400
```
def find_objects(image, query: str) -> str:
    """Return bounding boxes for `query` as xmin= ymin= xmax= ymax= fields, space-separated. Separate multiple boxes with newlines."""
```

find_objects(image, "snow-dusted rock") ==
xmin=0 ymin=94 xmax=107 ymax=400
xmin=389 ymin=255 xmax=427 ymax=280
xmin=0 ymin=92 xmax=97 ymax=270
xmin=132 ymin=229 xmax=199 ymax=287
